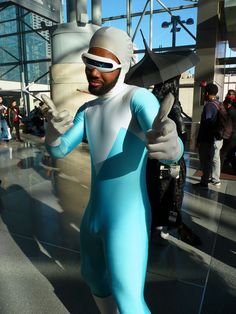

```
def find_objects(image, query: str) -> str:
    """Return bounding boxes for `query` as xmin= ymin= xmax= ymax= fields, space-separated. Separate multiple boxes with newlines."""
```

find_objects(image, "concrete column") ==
xmin=91 ymin=0 xmax=102 ymax=26
xmin=190 ymin=0 xmax=226 ymax=150
xmin=66 ymin=0 xmax=76 ymax=22
xmin=49 ymin=21 xmax=99 ymax=223
xmin=51 ymin=22 xmax=98 ymax=113
xmin=67 ymin=0 xmax=88 ymax=24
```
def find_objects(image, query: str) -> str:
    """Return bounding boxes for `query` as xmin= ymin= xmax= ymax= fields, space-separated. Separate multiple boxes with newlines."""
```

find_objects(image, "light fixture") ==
xmin=161 ymin=21 xmax=170 ymax=28
xmin=186 ymin=18 xmax=194 ymax=25
xmin=161 ymin=15 xmax=195 ymax=47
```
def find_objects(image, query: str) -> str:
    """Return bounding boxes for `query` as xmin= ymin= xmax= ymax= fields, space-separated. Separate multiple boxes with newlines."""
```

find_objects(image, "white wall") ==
xmin=179 ymin=74 xmax=194 ymax=118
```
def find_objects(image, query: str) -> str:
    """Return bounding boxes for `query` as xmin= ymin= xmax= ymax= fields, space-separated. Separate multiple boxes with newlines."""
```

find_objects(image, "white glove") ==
xmin=41 ymin=94 xmax=74 ymax=146
xmin=146 ymin=93 xmax=182 ymax=161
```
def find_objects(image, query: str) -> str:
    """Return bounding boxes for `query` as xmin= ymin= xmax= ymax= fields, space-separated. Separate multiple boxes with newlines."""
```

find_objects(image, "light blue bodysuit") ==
xmin=47 ymin=84 xmax=180 ymax=314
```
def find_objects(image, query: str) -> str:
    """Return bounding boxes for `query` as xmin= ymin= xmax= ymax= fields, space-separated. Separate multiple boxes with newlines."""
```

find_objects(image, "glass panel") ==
xmin=0 ymin=35 xmax=19 ymax=62
xmin=27 ymin=62 xmax=50 ymax=84
xmin=0 ymin=65 xmax=20 ymax=81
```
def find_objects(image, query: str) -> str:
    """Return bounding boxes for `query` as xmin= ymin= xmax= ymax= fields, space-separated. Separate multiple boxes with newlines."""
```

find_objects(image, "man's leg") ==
xmin=14 ymin=122 xmax=22 ymax=141
xmin=80 ymin=230 xmax=118 ymax=313
xmin=211 ymin=139 xmax=223 ymax=183
xmin=198 ymin=142 xmax=214 ymax=185
xmin=1 ymin=119 xmax=8 ymax=140
xmin=104 ymin=218 xmax=151 ymax=314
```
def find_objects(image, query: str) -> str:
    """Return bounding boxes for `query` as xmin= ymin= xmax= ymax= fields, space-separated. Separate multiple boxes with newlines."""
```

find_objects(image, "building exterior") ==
xmin=0 ymin=3 xmax=53 ymax=112
xmin=0 ymin=3 xmax=52 ymax=84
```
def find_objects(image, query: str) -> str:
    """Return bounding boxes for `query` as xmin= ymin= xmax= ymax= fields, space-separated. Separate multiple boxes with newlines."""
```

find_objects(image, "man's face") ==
xmin=85 ymin=47 xmax=121 ymax=96
xmin=0 ymin=97 xmax=3 ymax=104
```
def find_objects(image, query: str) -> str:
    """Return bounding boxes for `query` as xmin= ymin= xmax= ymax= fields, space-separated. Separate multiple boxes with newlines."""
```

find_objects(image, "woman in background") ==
xmin=7 ymin=99 xmax=23 ymax=142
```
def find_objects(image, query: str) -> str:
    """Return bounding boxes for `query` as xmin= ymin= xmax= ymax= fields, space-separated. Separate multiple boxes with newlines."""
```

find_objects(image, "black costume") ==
xmin=147 ymin=76 xmax=200 ymax=245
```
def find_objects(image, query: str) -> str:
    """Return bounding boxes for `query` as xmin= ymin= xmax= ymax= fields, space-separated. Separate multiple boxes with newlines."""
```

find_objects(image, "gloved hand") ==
xmin=146 ymin=93 xmax=182 ymax=161
xmin=41 ymin=94 xmax=74 ymax=146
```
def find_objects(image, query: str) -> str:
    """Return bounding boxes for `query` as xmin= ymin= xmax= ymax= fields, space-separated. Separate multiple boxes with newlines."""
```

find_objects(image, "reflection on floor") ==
xmin=0 ymin=135 xmax=235 ymax=314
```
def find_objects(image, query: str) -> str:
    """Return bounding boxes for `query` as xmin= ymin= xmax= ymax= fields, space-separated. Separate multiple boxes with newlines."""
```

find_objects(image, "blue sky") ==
xmin=100 ymin=0 xmax=197 ymax=52
xmin=63 ymin=0 xmax=197 ymax=53
xmin=63 ymin=0 xmax=235 ymax=60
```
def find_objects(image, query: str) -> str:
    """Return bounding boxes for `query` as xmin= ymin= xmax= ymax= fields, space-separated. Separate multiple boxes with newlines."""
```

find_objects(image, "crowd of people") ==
xmin=0 ymin=96 xmax=48 ymax=143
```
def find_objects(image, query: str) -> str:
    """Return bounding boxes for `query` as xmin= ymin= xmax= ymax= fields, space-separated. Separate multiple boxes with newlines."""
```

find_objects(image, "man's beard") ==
xmin=88 ymin=75 xmax=119 ymax=96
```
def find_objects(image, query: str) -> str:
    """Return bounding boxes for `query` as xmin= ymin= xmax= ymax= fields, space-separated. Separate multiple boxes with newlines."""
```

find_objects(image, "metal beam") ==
xmin=0 ymin=28 xmax=51 ymax=39
xmin=217 ymin=57 xmax=236 ymax=65
xmin=0 ymin=64 xmax=18 ymax=79
xmin=0 ymin=58 xmax=51 ymax=66
xmin=101 ymin=3 xmax=198 ymax=22
xmin=224 ymin=67 xmax=236 ymax=75
xmin=135 ymin=44 xmax=196 ymax=54
xmin=132 ymin=0 xmax=150 ymax=42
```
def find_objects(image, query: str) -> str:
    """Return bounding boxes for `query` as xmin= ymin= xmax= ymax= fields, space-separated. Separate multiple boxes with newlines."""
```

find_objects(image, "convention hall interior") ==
xmin=0 ymin=0 xmax=235 ymax=313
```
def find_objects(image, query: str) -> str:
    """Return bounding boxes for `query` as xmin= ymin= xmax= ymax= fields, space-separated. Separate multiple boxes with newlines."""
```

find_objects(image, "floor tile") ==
xmin=0 ymin=137 xmax=235 ymax=314
xmin=0 ymin=228 xmax=69 ymax=314
xmin=145 ymin=271 xmax=203 ymax=314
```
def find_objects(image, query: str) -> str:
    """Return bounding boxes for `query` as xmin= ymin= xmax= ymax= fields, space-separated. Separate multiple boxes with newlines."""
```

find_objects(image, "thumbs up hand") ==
xmin=146 ymin=93 xmax=182 ymax=161
xmin=41 ymin=94 xmax=74 ymax=146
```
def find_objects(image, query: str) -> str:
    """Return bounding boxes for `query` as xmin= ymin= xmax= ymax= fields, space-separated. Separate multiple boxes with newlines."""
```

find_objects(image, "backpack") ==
xmin=212 ymin=101 xmax=233 ymax=140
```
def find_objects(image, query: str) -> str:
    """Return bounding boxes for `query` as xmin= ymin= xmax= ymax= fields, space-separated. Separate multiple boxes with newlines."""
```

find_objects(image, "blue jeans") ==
xmin=0 ymin=119 xmax=9 ymax=140
xmin=198 ymin=141 xmax=214 ymax=185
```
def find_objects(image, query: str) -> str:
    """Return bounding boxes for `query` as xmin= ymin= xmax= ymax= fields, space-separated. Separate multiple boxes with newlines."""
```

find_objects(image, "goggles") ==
xmin=82 ymin=52 xmax=122 ymax=73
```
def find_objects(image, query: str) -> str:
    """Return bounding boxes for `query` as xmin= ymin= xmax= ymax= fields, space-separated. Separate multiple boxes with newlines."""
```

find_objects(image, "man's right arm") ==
xmin=46 ymin=108 xmax=86 ymax=158
xmin=42 ymin=95 xmax=86 ymax=158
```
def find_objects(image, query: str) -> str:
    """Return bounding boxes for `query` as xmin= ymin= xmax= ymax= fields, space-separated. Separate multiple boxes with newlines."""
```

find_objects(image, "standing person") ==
xmin=7 ymin=99 xmax=23 ymax=142
xmin=220 ymin=89 xmax=236 ymax=171
xmin=43 ymin=26 xmax=183 ymax=314
xmin=150 ymin=77 xmax=201 ymax=246
xmin=152 ymin=76 xmax=187 ymax=147
xmin=194 ymin=83 xmax=221 ymax=188
xmin=0 ymin=95 xmax=10 ymax=141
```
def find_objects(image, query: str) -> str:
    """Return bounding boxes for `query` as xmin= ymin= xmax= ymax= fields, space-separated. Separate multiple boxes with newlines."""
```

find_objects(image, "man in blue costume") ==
xmin=43 ymin=27 xmax=183 ymax=314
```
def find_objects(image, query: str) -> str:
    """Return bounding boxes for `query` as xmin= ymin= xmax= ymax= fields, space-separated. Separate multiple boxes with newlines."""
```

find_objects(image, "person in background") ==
xmin=42 ymin=26 xmax=183 ymax=314
xmin=7 ymin=99 xmax=23 ymax=142
xmin=220 ymin=89 xmax=236 ymax=172
xmin=0 ymin=95 xmax=10 ymax=142
xmin=194 ymin=83 xmax=221 ymax=188
xmin=150 ymin=76 xmax=201 ymax=246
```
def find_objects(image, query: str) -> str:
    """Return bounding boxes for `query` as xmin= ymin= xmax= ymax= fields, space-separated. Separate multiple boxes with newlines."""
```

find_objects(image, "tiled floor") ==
xmin=0 ymin=135 xmax=235 ymax=314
